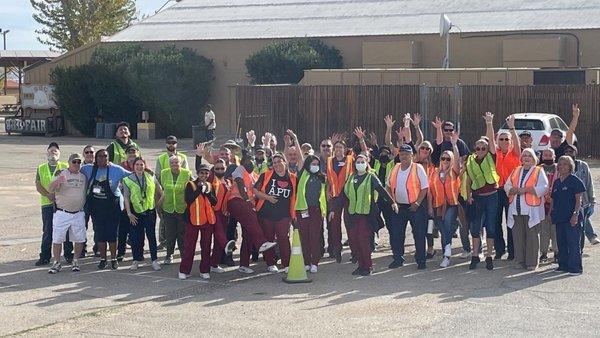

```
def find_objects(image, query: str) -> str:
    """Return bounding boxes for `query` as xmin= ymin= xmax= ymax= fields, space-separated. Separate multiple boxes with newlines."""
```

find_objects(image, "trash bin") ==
xmin=95 ymin=123 xmax=105 ymax=139
xmin=104 ymin=123 xmax=116 ymax=139
xmin=192 ymin=125 xmax=207 ymax=147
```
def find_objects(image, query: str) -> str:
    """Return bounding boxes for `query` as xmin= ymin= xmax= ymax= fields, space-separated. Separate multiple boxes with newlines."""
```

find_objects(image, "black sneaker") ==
xmin=111 ymin=259 xmax=119 ymax=270
xmin=426 ymin=250 xmax=436 ymax=259
xmin=539 ymin=254 xmax=548 ymax=263
xmin=469 ymin=256 xmax=480 ymax=270
xmin=494 ymin=251 xmax=505 ymax=260
xmin=35 ymin=258 xmax=50 ymax=266
xmin=359 ymin=267 xmax=372 ymax=276
xmin=223 ymin=255 xmax=235 ymax=267
xmin=64 ymin=256 xmax=73 ymax=264
xmin=351 ymin=267 xmax=361 ymax=275
xmin=388 ymin=260 xmax=403 ymax=269
xmin=417 ymin=263 xmax=427 ymax=270
xmin=506 ymin=254 xmax=515 ymax=261
xmin=334 ymin=250 xmax=342 ymax=264
xmin=116 ymin=255 xmax=124 ymax=262
xmin=98 ymin=259 xmax=107 ymax=270
xmin=485 ymin=257 xmax=494 ymax=270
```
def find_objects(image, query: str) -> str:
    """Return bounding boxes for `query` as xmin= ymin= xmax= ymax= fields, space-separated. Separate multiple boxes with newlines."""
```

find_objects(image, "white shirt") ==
xmin=393 ymin=163 xmax=429 ymax=204
xmin=504 ymin=166 xmax=548 ymax=229
xmin=52 ymin=169 xmax=87 ymax=211
xmin=205 ymin=110 xmax=216 ymax=130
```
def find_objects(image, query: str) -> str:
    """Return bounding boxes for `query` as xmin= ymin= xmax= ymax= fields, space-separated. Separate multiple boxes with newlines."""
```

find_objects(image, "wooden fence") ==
xmin=235 ymin=84 xmax=600 ymax=157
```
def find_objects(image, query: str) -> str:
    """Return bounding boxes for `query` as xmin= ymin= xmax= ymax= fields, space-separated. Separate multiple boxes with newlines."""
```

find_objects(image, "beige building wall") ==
xmin=23 ymin=29 xmax=600 ymax=135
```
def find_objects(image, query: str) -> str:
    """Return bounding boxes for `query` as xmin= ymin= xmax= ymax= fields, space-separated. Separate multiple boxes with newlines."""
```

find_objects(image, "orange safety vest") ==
xmin=327 ymin=155 xmax=354 ymax=197
xmin=429 ymin=168 xmax=461 ymax=208
xmin=188 ymin=185 xmax=217 ymax=226
xmin=495 ymin=147 xmax=520 ymax=186
xmin=508 ymin=166 xmax=542 ymax=206
xmin=254 ymin=169 xmax=297 ymax=219
xmin=227 ymin=169 xmax=257 ymax=201
xmin=387 ymin=162 xmax=422 ymax=204
xmin=211 ymin=177 xmax=228 ymax=212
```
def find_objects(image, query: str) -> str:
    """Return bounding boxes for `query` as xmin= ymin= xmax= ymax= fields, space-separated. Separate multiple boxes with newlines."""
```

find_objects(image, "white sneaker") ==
xmin=200 ymin=273 xmax=210 ymax=279
xmin=304 ymin=265 xmax=310 ymax=271
xmin=163 ymin=255 xmax=172 ymax=265
xmin=444 ymin=244 xmax=452 ymax=258
xmin=210 ymin=266 xmax=225 ymax=274
xmin=48 ymin=261 xmax=62 ymax=274
xmin=460 ymin=250 xmax=472 ymax=259
xmin=440 ymin=257 xmax=450 ymax=268
xmin=283 ymin=267 xmax=289 ymax=274
xmin=267 ymin=265 xmax=279 ymax=273
xmin=151 ymin=260 xmax=162 ymax=271
xmin=178 ymin=272 xmax=190 ymax=280
xmin=130 ymin=261 xmax=139 ymax=270
xmin=590 ymin=237 xmax=600 ymax=245
xmin=238 ymin=266 xmax=254 ymax=274
xmin=310 ymin=265 xmax=318 ymax=273
xmin=224 ymin=240 xmax=236 ymax=255
xmin=258 ymin=241 xmax=277 ymax=253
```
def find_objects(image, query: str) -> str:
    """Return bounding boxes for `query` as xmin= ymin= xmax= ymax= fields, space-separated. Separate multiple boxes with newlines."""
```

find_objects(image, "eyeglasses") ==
xmin=84 ymin=151 xmax=94 ymax=154
xmin=98 ymin=154 xmax=108 ymax=158
xmin=419 ymin=147 xmax=431 ymax=151
xmin=499 ymin=138 xmax=509 ymax=141
xmin=443 ymin=129 xmax=454 ymax=132
xmin=475 ymin=147 xmax=487 ymax=151
xmin=440 ymin=157 xmax=451 ymax=161
xmin=71 ymin=160 xmax=82 ymax=164
xmin=320 ymin=144 xmax=332 ymax=148
xmin=214 ymin=168 xmax=226 ymax=171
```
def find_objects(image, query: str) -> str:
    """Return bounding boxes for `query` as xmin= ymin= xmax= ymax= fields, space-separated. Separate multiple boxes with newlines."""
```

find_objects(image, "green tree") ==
xmin=246 ymin=38 xmax=343 ymax=84
xmin=30 ymin=0 xmax=136 ymax=51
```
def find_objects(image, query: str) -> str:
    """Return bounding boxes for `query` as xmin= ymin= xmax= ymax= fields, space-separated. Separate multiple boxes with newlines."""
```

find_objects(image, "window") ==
xmin=555 ymin=117 xmax=569 ymax=131
xmin=500 ymin=119 xmax=544 ymax=130
xmin=549 ymin=118 xmax=559 ymax=130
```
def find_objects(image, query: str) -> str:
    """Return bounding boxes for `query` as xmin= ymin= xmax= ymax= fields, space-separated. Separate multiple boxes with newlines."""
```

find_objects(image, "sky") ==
xmin=1 ymin=0 xmax=172 ymax=51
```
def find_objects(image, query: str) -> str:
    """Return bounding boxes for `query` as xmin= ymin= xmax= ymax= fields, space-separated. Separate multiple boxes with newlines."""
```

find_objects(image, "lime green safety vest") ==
xmin=294 ymin=170 xmax=327 ymax=216
xmin=254 ymin=161 xmax=269 ymax=175
xmin=37 ymin=161 xmax=68 ymax=206
xmin=373 ymin=159 xmax=395 ymax=183
xmin=123 ymin=172 xmax=156 ymax=214
xmin=158 ymin=152 xmax=188 ymax=173
xmin=466 ymin=153 xmax=500 ymax=191
xmin=160 ymin=168 xmax=191 ymax=213
xmin=111 ymin=140 xmax=139 ymax=164
xmin=344 ymin=172 xmax=375 ymax=215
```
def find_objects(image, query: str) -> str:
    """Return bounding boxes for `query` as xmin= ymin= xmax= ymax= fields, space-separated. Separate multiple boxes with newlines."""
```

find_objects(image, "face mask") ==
xmin=243 ymin=162 xmax=254 ymax=172
xmin=380 ymin=154 xmax=390 ymax=163
xmin=542 ymin=159 xmax=554 ymax=166
xmin=355 ymin=163 xmax=367 ymax=173
xmin=215 ymin=172 xmax=225 ymax=179
xmin=309 ymin=165 xmax=319 ymax=174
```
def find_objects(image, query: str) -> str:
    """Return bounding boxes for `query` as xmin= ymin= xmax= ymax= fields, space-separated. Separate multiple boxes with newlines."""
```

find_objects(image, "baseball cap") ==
xmin=166 ymin=135 xmax=178 ymax=143
xmin=550 ymin=129 xmax=564 ymax=137
xmin=197 ymin=163 xmax=212 ymax=172
xmin=398 ymin=144 xmax=413 ymax=154
xmin=47 ymin=142 xmax=59 ymax=150
xmin=68 ymin=153 xmax=82 ymax=162
xmin=519 ymin=131 xmax=532 ymax=137
xmin=254 ymin=146 xmax=266 ymax=154
xmin=125 ymin=144 xmax=139 ymax=152
xmin=564 ymin=144 xmax=577 ymax=152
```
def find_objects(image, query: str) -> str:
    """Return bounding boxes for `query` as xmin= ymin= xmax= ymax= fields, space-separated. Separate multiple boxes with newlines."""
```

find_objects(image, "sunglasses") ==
xmin=97 ymin=154 xmax=108 ymax=158
xmin=419 ymin=147 xmax=431 ymax=151
xmin=475 ymin=147 xmax=487 ymax=151
xmin=440 ymin=157 xmax=451 ymax=161
xmin=167 ymin=142 xmax=177 ymax=145
xmin=84 ymin=151 xmax=94 ymax=154
xmin=443 ymin=129 xmax=454 ymax=132
xmin=71 ymin=160 xmax=82 ymax=164
xmin=214 ymin=167 xmax=226 ymax=171
xmin=320 ymin=144 xmax=332 ymax=148
xmin=498 ymin=138 xmax=509 ymax=141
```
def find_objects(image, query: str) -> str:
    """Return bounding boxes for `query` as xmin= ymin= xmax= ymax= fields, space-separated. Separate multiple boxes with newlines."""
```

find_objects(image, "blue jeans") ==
xmin=583 ymin=205 xmax=597 ymax=242
xmin=472 ymin=192 xmax=498 ymax=239
xmin=435 ymin=206 xmax=458 ymax=249
xmin=40 ymin=205 xmax=73 ymax=261
xmin=557 ymin=221 xmax=583 ymax=273
xmin=130 ymin=211 xmax=158 ymax=262
xmin=388 ymin=203 xmax=428 ymax=265
xmin=494 ymin=189 xmax=513 ymax=255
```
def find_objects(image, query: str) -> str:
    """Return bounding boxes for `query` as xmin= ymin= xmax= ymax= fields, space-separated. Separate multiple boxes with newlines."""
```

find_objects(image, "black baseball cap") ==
xmin=197 ymin=163 xmax=212 ymax=172
xmin=166 ymin=135 xmax=178 ymax=143
xmin=550 ymin=129 xmax=564 ymax=137
xmin=398 ymin=144 xmax=413 ymax=154
xmin=47 ymin=142 xmax=59 ymax=150
xmin=116 ymin=122 xmax=129 ymax=129
xmin=519 ymin=131 xmax=532 ymax=138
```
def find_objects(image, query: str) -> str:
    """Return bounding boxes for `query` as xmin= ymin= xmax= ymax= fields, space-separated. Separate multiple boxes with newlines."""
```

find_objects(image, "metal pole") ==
xmin=445 ymin=33 xmax=450 ymax=69
xmin=2 ymin=30 xmax=8 ymax=96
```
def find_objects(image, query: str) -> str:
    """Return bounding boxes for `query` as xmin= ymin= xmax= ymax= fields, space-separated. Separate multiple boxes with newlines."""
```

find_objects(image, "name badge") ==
xmin=301 ymin=211 xmax=309 ymax=219
xmin=338 ymin=162 xmax=345 ymax=167
xmin=92 ymin=186 xmax=102 ymax=194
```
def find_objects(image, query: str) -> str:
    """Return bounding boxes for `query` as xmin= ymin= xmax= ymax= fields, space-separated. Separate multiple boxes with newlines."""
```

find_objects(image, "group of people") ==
xmin=35 ymin=104 xmax=597 ymax=279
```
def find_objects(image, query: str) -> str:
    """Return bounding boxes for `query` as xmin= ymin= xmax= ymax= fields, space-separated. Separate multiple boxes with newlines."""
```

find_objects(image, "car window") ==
xmin=555 ymin=117 xmax=569 ymax=131
xmin=500 ymin=119 xmax=544 ymax=130
xmin=549 ymin=118 xmax=559 ymax=130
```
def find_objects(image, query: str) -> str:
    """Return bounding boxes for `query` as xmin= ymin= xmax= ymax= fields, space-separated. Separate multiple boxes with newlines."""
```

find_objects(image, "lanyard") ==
xmin=134 ymin=173 xmax=147 ymax=200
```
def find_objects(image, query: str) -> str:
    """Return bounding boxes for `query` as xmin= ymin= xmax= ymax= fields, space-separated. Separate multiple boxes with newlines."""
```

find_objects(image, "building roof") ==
xmin=108 ymin=0 xmax=600 ymax=42
xmin=0 ymin=50 xmax=59 ymax=67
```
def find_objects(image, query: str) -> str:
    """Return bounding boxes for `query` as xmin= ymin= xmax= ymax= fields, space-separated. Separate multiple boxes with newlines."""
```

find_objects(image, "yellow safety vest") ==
xmin=37 ymin=161 xmax=68 ymax=206
xmin=344 ymin=173 xmax=374 ymax=215
xmin=158 ymin=152 xmax=188 ymax=172
xmin=294 ymin=170 xmax=327 ymax=216
xmin=123 ymin=172 xmax=156 ymax=214
xmin=160 ymin=168 xmax=191 ymax=213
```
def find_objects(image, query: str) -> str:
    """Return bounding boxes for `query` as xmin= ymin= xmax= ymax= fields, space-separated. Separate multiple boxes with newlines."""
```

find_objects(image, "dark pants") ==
xmin=117 ymin=211 xmax=130 ymax=257
xmin=494 ymin=188 xmax=513 ymax=255
xmin=227 ymin=198 xmax=269 ymax=267
xmin=40 ymin=205 xmax=72 ymax=261
xmin=210 ymin=212 xmax=229 ymax=267
xmin=180 ymin=223 xmax=214 ymax=274
xmin=472 ymin=192 xmax=498 ymax=239
xmin=129 ymin=211 xmax=158 ymax=262
xmin=556 ymin=221 xmax=583 ymax=273
xmin=259 ymin=217 xmax=291 ymax=267
xmin=346 ymin=215 xmax=373 ymax=270
xmin=297 ymin=206 xmax=324 ymax=266
xmin=388 ymin=203 xmax=428 ymax=265
xmin=327 ymin=197 xmax=345 ymax=256
xmin=164 ymin=212 xmax=186 ymax=257
xmin=83 ymin=212 xmax=97 ymax=254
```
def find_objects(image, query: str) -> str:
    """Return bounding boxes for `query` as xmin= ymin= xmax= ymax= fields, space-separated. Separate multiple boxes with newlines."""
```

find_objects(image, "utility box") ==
xmin=137 ymin=122 xmax=156 ymax=140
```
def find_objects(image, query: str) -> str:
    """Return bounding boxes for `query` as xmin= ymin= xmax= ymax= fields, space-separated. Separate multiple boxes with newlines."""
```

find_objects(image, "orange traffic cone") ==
xmin=283 ymin=228 xmax=312 ymax=283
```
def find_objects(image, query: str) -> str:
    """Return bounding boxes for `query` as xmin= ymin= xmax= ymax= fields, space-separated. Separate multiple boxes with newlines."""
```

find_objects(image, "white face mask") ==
xmin=309 ymin=165 xmax=320 ymax=174
xmin=355 ymin=162 xmax=367 ymax=173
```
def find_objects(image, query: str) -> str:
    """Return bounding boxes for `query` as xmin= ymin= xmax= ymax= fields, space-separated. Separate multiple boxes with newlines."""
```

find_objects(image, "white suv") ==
xmin=497 ymin=113 xmax=576 ymax=151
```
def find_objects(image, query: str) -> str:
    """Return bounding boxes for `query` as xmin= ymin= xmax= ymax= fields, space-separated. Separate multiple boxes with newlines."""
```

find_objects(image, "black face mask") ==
xmin=542 ymin=159 xmax=554 ymax=166
xmin=243 ymin=162 xmax=254 ymax=172
xmin=380 ymin=154 xmax=390 ymax=163
xmin=215 ymin=172 xmax=225 ymax=179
